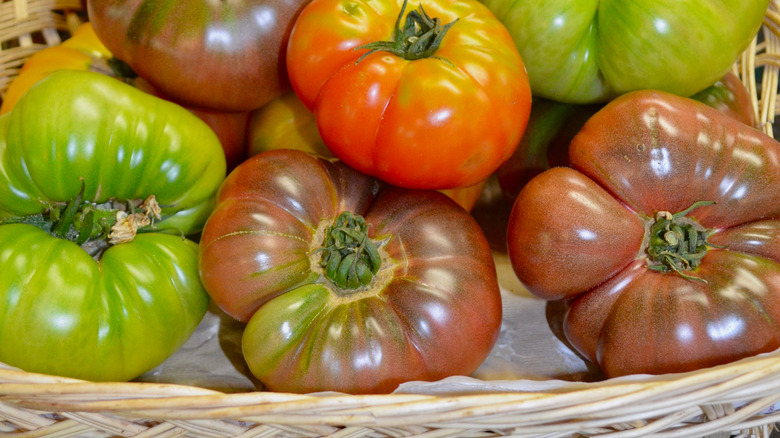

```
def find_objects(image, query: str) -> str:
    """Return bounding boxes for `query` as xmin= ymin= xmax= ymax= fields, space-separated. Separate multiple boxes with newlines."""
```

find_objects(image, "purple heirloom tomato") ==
xmin=199 ymin=149 xmax=502 ymax=394
xmin=508 ymin=90 xmax=780 ymax=378
xmin=87 ymin=0 xmax=311 ymax=111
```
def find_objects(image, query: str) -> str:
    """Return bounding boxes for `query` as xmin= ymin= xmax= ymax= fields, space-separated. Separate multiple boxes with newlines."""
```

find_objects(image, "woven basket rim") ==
xmin=3 ymin=348 xmax=780 ymax=435
xmin=2 ymin=0 xmax=780 ymax=436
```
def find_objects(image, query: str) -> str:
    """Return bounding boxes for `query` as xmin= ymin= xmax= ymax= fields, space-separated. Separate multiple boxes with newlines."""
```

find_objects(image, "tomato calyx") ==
xmin=0 ymin=179 xmax=161 ymax=255
xmin=645 ymin=200 xmax=723 ymax=283
xmin=106 ymin=195 xmax=162 ymax=245
xmin=318 ymin=211 xmax=382 ymax=290
xmin=355 ymin=0 xmax=458 ymax=62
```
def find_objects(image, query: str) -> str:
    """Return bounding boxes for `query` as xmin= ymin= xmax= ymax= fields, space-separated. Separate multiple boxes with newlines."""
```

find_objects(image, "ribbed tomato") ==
xmin=0 ymin=71 xmax=225 ymax=381
xmin=199 ymin=149 xmax=502 ymax=394
xmin=507 ymin=90 xmax=780 ymax=378
xmin=286 ymin=0 xmax=531 ymax=189
xmin=87 ymin=0 xmax=310 ymax=112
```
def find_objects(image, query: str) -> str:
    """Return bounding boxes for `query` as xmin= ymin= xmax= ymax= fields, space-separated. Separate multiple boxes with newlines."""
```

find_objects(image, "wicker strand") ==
xmin=0 ymin=0 xmax=85 ymax=98
xmin=0 ymin=1 xmax=780 ymax=437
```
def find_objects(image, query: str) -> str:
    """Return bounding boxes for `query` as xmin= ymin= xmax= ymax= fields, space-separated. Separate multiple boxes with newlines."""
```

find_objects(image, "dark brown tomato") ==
xmin=199 ymin=149 xmax=502 ymax=393
xmin=87 ymin=0 xmax=310 ymax=111
xmin=508 ymin=90 xmax=780 ymax=378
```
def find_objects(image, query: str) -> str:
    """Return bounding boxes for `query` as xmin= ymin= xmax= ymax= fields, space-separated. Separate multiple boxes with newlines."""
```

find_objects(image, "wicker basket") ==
xmin=2 ymin=1 xmax=780 ymax=437
xmin=0 ymin=0 xmax=84 ymax=93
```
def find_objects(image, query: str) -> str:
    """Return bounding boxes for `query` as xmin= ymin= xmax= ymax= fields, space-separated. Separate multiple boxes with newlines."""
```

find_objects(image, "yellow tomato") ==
xmin=1 ymin=23 xmax=115 ymax=114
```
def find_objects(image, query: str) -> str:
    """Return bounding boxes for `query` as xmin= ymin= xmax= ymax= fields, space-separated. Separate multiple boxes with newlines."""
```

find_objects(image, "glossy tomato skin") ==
xmin=247 ymin=91 xmax=336 ymax=159
xmin=0 ymin=71 xmax=225 ymax=228
xmin=133 ymin=77 xmax=251 ymax=170
xmin=0 ymin=71 xmax=225 ymax=381
xmin=247 ymin=91 xmax=487 ymax=211
xmin=286 ymin=0 xmax=532 ymax=190
xmin=497 ymin=72 xmax=756 ymax=202
xmin=87 ymin=0 xmax=310 ymax=112
xmin=482 ymin=0 xmax=768 ymax=104
xmin=496 ymin=99 xmax=600 ymax=201
xmin=199 ymin=149 xmax=502 ymax=394
xmin=1 ymin=22 xmax=250 ymax=170
xmin=0 ymin=228 xmax=208 ymax=381
xmin=507 ymin=167 xmax=646 ymax=301
xmin=507 ymin=90 xmax=780 ymax=377
xmin=690 ymin=71 xmax=757 ymax=128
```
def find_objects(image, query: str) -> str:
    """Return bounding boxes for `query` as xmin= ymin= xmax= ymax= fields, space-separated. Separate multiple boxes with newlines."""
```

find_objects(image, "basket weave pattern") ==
xmin=0 ymin=0 xmax=84 ymax=94
xmin=2 ymin=0 xmax=780 ymax=437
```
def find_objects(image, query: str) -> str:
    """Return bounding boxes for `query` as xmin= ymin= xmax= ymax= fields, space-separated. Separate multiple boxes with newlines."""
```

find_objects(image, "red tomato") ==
xmin=507 ymin=90 xmax=780 ymax=378
xmin=87 ymin=0 xmax=310 ymax=112
xmin=247 ymin=91 xmax=487 ymax=210
xmin=198 ymin=149 xmax=502 ymax=394
xmin=286 ymin=0 xmax=532 ymax=189
xmin=497 ymin=72 xmax=757 ymax=203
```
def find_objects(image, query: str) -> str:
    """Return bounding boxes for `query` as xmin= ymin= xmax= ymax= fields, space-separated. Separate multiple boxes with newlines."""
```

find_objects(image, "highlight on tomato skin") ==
xmin=689 ymin=71 xmax=757 ymax=128
xmin=0 ymin=71 xmax=226 ymax=382
xmin=0 ymin=22 xmax=251 ymax=171
xmin=506 ymin=89 xmax=780 ymax=379
xmin=198 ymin=149 xmax=503 ymax=394
xmin=247 ymin=91 xmax=489 ymax=211
xmin=481 ymin=0 xmax=768 ymax=104
xmin=86 ymin=0 xmax=310 ymax=112
xmin=496 ymin=72 xmax=757 ymax=204
xmin=285 ymin=0 xmax=533 ymax=190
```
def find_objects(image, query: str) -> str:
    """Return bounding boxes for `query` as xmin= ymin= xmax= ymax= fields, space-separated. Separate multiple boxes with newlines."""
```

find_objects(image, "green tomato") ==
xmin=0 ymin=227 xmax=208 ymax=381
xmin=482 ymin=0 xmax=768 ymax=103
xmin=0 ymin=70 xmax=225 ymax=381
xmin=0 ymin=71 xmax=225 ymax=230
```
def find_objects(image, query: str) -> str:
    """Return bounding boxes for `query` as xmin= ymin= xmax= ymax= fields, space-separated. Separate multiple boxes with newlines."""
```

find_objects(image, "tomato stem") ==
xmin=355 ymin=0 xmax=457 ymax=62
xmin=319 ymin=211 xmax=381 ymax=289
xmin=645 ymin=200 xmax=724 ymax=283
xmin=0 ymin=179 xmax=161 ymax=249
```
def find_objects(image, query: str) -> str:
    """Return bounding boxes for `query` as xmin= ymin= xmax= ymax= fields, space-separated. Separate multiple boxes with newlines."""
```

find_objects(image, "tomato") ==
xmin=247 ymin=91 xmax=332 ymax=159
xmin=0 ymin=70 xmax=226 ymax=381
xmin=497 ymin=72 xmax=757 ymax=202
xmin=506 ymin=90 xmax=780 ymax=378
xmin=187 ymin=107 xmax=249 ymax=171
xmin=690 ymin=71 xmax=757 ymax=128
xmin=133 ymin=77 xmax=250 ymax=170
xmin=198 ymin=149 xmax=502 ymax=394
xmin=481 ymin=0 xmax=768 ymax=104
xmin=87 ymin=0 xmax=311 ymax=112
xmin=1 ymin=22 xmax=250 ymax=169
xmin=438 ymin=181 xmax=488 ymax=212
xmin=496 ymin=99 xmax=601 ymax=201
xmin=286 ymin=0 xmax=532 ymax=189
xmin=248 ymin=91 xmax=487 ymax=210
